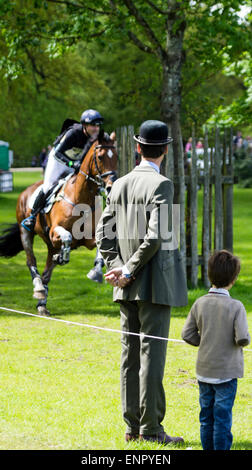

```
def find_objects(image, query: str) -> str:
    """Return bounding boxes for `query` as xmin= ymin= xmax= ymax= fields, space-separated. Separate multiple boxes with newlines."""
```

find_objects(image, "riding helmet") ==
xmin=80 ymin=109 xmax=104 ymax=125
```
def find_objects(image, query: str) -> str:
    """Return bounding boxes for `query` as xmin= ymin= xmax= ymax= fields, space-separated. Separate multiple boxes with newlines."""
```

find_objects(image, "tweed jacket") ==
xmin=96 ymin=165 xmax=188 ymax=307
xmin=182 ymin=292 xmax=251 ymax=379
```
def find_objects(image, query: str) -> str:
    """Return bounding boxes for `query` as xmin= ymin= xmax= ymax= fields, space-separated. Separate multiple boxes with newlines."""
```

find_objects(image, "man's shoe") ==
xmin=125 ymin=433 xmax=139 ymax=442
xmin=21 ymin=215 xmax=36 ymax=232
xmin=139 ymin=431 xmax=184 ymax=445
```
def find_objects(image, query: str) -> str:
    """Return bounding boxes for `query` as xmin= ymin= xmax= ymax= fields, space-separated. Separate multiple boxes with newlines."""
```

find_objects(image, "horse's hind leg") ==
xmin=20 ymin=226 xmax=46 ymax=300
xmin=36 ymin=245 xmax=57 ymax=316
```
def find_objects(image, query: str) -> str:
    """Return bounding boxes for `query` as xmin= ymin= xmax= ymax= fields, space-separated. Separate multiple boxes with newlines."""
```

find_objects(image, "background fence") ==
xmin=116 ymin=125 xmax=234 ymax=287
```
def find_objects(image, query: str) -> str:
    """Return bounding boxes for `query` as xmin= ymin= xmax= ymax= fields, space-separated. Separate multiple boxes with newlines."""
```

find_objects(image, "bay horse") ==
xmin=0 ymin=131 xmax=117 ymax=315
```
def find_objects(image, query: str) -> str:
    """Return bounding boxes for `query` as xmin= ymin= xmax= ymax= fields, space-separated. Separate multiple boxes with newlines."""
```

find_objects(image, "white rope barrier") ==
xmin=0 ymin=306 xmax=251 ymax=352
xmin=0 ymin=306 xmax=184 ymax=343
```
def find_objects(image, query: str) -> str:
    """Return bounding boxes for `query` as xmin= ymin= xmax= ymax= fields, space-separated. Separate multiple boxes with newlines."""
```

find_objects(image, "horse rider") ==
xmin=21 ymin=109 xmax=104 ymax=232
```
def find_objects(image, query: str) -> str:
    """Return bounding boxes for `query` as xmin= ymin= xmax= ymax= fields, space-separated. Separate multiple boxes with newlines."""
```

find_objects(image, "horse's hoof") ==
xmin=87 ymin=267 xmax=103 ymax=283
xmin=37 ymin=306 xmax=50 ymax=316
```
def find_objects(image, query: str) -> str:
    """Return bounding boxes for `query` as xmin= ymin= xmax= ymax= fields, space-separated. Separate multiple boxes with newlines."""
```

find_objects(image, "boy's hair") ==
xmin=208 ymin=250 xmax=241 ymax=288
xmin=139 ymin=143 xmax=167 ymax=159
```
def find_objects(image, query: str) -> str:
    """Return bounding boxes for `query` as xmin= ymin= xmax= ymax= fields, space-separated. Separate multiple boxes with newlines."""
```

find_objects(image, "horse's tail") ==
xmin=0 ymin=223 xmax=24 ymax=258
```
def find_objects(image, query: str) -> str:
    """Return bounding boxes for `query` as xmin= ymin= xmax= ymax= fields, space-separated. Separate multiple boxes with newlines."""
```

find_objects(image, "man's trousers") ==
xmin=119 ymin=300 xmax=171 ymax=436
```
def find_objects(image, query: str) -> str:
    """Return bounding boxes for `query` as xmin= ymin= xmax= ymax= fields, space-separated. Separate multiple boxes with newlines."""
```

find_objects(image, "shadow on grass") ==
xmin=1 ymin=276 xmax=252 ymax=321
xmin=232 ymin=441 xmax=252 ymax=450
xmin=1 ymin=246 xmax=252 ymax=320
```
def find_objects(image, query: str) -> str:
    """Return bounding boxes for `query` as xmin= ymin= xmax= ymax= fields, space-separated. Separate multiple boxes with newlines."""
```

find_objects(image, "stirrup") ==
xmin=21 ymin=215 xmax=36 ymax=232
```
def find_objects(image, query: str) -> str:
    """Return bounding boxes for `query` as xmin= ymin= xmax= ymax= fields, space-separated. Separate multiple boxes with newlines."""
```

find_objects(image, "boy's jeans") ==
xmin=198 ymin=379 xmax=237 ymax=450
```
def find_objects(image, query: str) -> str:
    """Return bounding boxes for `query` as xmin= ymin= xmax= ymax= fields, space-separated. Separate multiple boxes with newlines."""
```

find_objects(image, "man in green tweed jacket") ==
xmin=96 ymin=120 xmax=188 ymax=445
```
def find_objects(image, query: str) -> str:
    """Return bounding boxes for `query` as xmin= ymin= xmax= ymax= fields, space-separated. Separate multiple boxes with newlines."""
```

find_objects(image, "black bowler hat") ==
xmin=134 ymin=120 xmax=173 ymax=146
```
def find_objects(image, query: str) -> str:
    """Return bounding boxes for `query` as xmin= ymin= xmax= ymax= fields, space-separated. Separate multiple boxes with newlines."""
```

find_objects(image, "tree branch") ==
xmin=122 ymin=0 xmax=167 ymax=60
xmin=24 ymin=47 xmax=47 ymax=80
xmin=46 ymin=0 xmax=112 ymax=15
xmin=145 ymin=0 xmax=167 ymax=15
xmin=24 ymin=47 xmax=47 ymax=92
xmin=34 ymin=28 xmax=106 ymax=43
xmin=128 ymin=31 xmax=155 ymax=54
xmin=109 ymin=0 xmax=156 ymax=56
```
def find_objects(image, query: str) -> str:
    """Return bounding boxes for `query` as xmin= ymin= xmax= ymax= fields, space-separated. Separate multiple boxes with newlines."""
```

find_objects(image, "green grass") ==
xmin=0 ymin=171 xmax=251 ymax=450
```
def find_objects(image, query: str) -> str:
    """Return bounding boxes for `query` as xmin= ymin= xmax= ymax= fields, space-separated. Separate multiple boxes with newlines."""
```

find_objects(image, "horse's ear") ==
xmin=98 ymin=128 xmax=104 ymax=143
xmin=110 ymin=131 xmax=116 ymax=142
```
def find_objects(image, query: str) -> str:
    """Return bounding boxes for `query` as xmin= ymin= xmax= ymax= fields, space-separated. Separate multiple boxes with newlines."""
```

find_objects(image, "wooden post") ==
xmin=222 ymin=128 xmax=228 ymax=249
xmin=190 ymin=127 xmax=198 ymax=287
xmin=127 ymin=125 xmax=135 ymax=171
xmin=178 ymin=132 xmax=187 ymax=279
xmin=214 ymin=127 xmax=223 ymax=250
xmin=116 ymin=127 xmax=122 ymax=177
xmin=209 ymin=142 xmax=213 ymax=252
xmin=121 ymin=126 xmax=127 ymax=176
xmin=202 ymin=127 xmax=210 ymax=287
xmin=185 ymin=162 xmax=191 ymax=281
xmin=223 ymin=128 xmax=234 ymax=252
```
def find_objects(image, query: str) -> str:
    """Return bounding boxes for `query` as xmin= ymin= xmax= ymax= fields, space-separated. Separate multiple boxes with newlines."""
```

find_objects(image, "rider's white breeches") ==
xmin=42 ymin=149 xmax=74 ymax=193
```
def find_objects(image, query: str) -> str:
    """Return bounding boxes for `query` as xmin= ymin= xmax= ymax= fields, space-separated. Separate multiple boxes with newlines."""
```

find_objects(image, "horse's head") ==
xmin=82 ymin=129 xmax=118 ymax=197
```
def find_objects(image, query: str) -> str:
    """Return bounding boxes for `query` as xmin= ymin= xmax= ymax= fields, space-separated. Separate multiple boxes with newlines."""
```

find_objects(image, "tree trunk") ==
xmin=160 ymin=8 xmax=186 ymax=274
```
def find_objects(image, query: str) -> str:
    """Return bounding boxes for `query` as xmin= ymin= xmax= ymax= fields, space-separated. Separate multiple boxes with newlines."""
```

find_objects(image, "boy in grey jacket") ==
xmin=182 ymin=250 xmax=250 ymax=450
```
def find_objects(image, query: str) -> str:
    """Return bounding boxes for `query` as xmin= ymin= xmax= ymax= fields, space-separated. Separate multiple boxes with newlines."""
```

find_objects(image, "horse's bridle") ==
xmin=79 ymin=143 xmax=117 ymax=198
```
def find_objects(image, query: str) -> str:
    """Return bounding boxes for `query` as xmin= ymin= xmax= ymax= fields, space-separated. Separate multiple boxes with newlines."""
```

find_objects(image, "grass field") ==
xmin=0 ymin=171 xmax=251 ymax=451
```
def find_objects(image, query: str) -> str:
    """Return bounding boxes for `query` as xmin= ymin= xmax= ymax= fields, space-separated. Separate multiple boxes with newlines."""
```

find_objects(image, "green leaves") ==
xmin=0 ymin=0 xmax=251 ymax=152
xmin=207 ymin=53 xmax=252 ymax=127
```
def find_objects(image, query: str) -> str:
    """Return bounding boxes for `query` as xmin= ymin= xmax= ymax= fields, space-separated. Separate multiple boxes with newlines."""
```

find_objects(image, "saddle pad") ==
xmin=28 ymin=174 xmax=72 ymax=213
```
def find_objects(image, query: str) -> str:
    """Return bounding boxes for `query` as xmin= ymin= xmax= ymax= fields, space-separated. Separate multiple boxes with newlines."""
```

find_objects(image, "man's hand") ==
xmin=105 ymin=268 xmax=134 ymax=288
xmin=104 ymin=267 xmax=122 ymax=286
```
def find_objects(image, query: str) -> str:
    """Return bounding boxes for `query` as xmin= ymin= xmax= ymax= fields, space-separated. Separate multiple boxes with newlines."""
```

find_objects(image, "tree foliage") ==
xmin=0 ymin=46 xmax=111 ymax=161
xmin=0 ymin=0 xmax=251 ymax=161
xmin=207 ymin=53 xmax=252 ymax=128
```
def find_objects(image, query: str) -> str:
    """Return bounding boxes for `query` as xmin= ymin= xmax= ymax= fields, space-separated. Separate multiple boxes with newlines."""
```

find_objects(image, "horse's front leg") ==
xmin=50 ymin=225 xmax=72 ymax=265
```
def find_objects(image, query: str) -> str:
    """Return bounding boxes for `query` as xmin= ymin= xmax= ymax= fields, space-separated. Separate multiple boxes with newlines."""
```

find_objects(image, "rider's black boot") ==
xmin=21 ymin=189 xmax=47 ymax=232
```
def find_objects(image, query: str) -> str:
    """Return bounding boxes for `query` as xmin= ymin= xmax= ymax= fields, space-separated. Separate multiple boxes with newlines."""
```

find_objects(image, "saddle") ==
xmin=28 ymin=173 xmax=73 ymax=214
